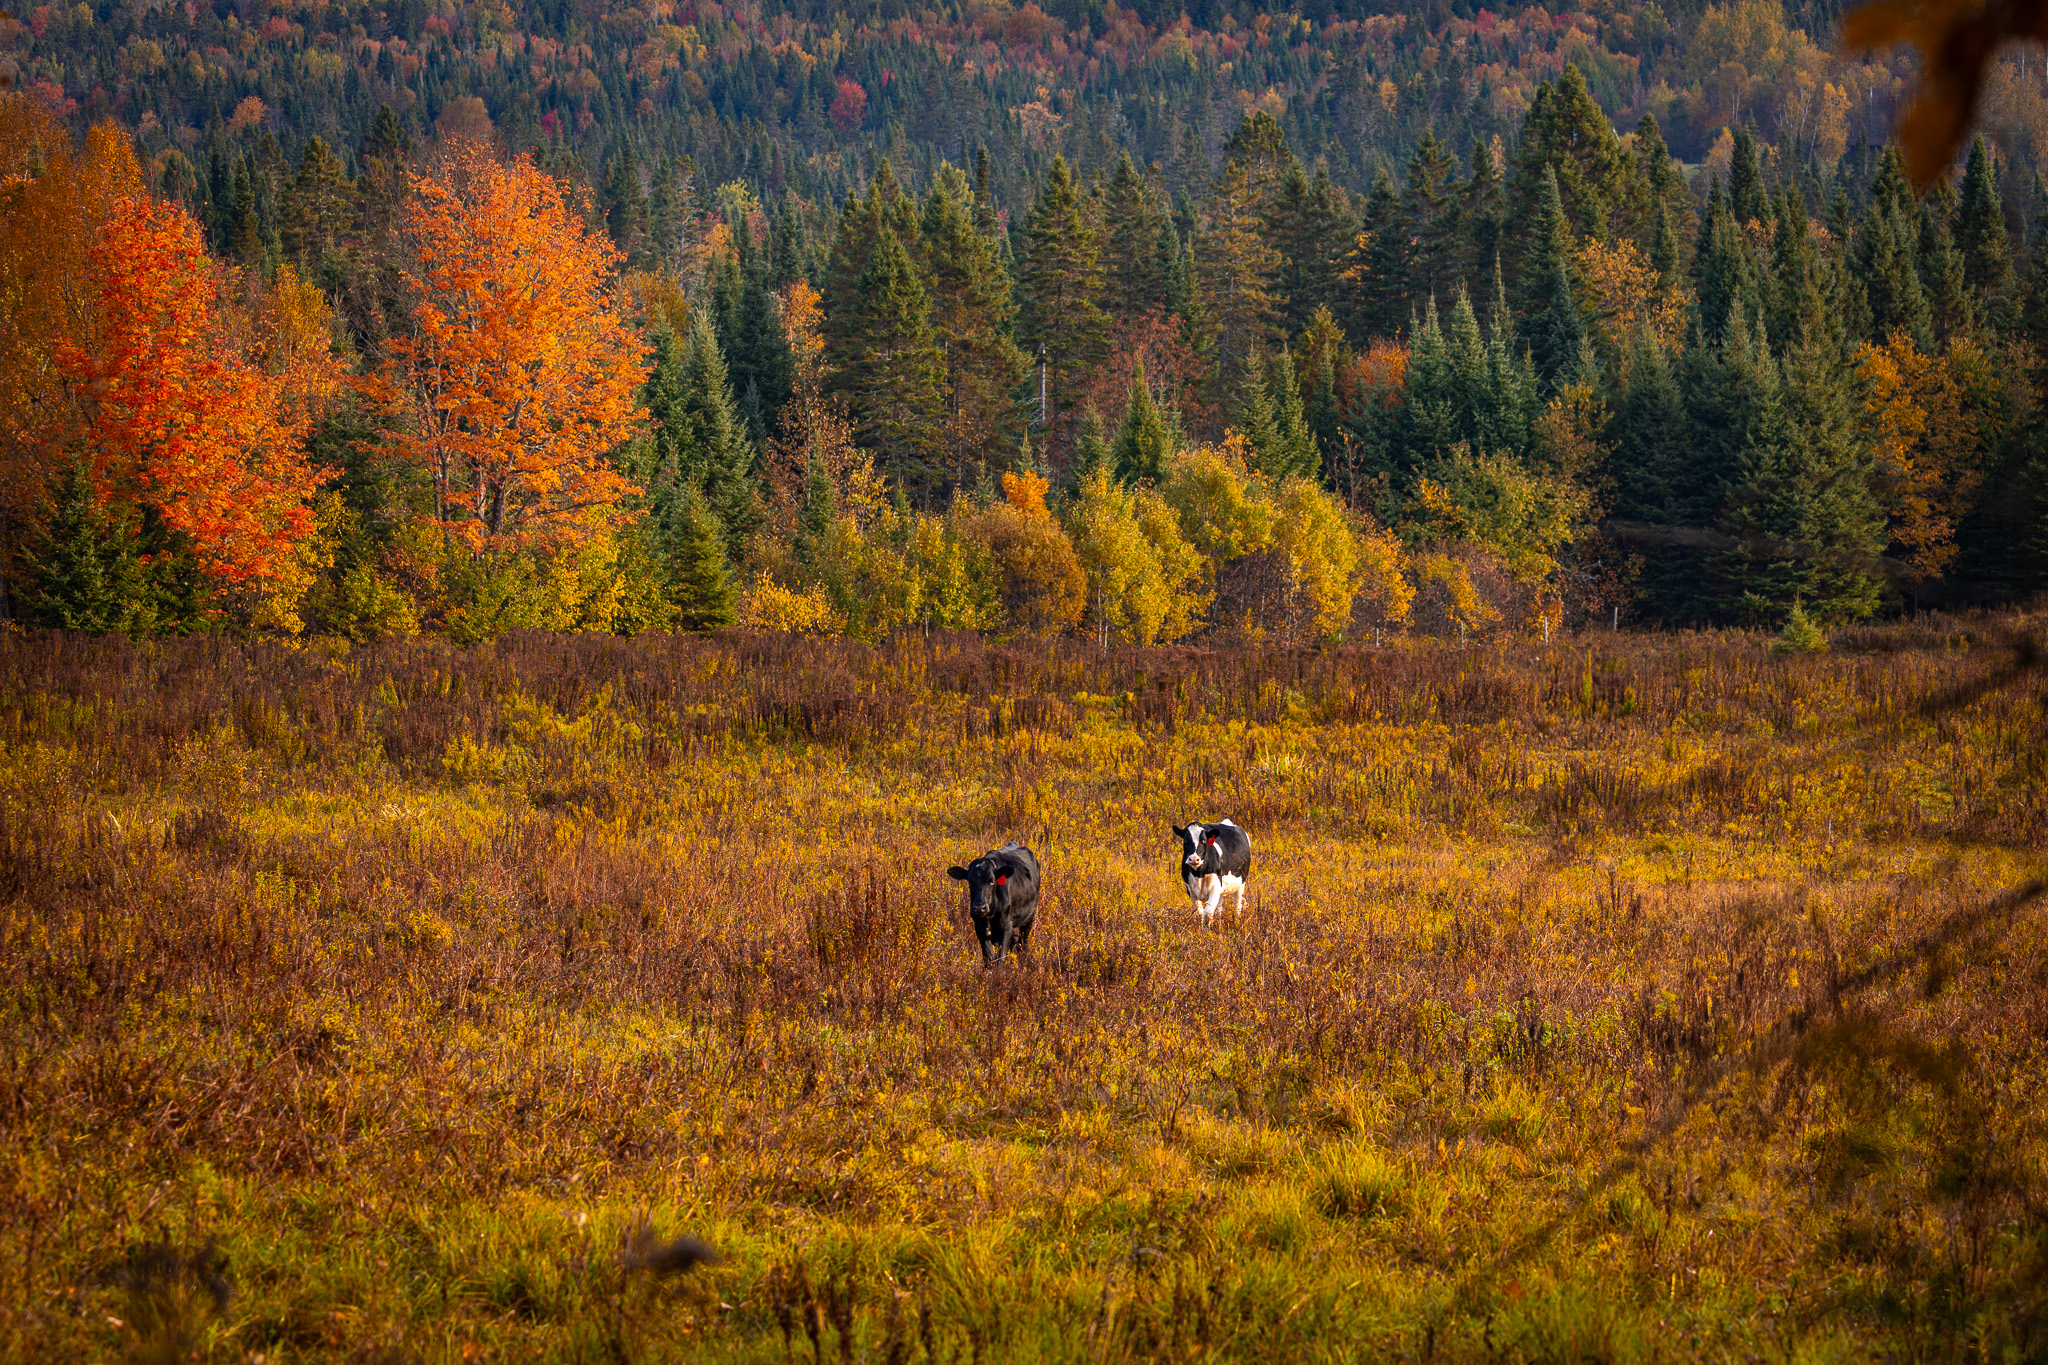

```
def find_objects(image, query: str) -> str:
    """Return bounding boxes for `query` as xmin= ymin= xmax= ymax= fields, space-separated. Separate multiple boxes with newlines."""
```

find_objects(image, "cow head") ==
xmin=1172 ymin=823 xmax=1220 ymax=875
xmin=947 ymin=856 xmax=1014 ymax=917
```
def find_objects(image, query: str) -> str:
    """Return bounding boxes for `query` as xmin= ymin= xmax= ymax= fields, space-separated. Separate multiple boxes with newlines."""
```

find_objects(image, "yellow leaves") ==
xmin=741 ymin=577 xmax=840 ymax=634
xmin=1853 ymin=330 xmax=1992 ymax=577
xmin=1574 ymin=237 xmax=1686 ymax=358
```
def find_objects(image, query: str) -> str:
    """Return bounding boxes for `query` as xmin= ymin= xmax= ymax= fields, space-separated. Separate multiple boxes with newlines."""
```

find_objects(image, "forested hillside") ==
xmin=4 ymin=0 xmax=2048 ymax=643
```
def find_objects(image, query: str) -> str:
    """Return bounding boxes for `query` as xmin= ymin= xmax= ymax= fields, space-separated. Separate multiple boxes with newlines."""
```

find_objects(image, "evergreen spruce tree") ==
xmin=647 ymin=316 xmax=762 ymax=559
xmin=714 ymin=221 xmax=796 ymax=446
xmin=1271 ymin=160 xmax=1350 ymax=336
xmin=1459 ymin=136 xmax=1505 ymax=289
xmin=1651 ymin=200 xmax=1681 ymax=288
xmin=22 ymin=460 xmax=134 ymax=635
xmin=1198 ymin=150 xmax=1283 ymax=390
xmin=1521 ymin=167 xmax=1585 ymax=389
xmin=1112 ymin=360 xmax=1175 ymax=486
xmin=1263 ymin=347 xmax=1320 ymax=481
xmin=1955 ymin=136 xmax=2014 ymax=324
xmin=603 ymin=141 xmax=653 ymax=271
xmin=1693 ymin=177 xmax=1762 ymax=345
xmin=1479 ymin=261 xmax=1540 ymax=457
xmin=833 ymin=226 xmax=948 ymax=492
xmin=921 ymin=171 xmax=1029 ymax=479
xmin=1403 ymin=130 xmax=1460 ymax=307
xmin=1607 ymin=329 xmax=1695 ymax=619
xmin=1917 ymin=182 xmax=1973 ymax=342
xmin=1402 ymin=298 xmax=1460 ymax=467
xmin=1102 ymin=151 xmax=1169 ymax=326
xmin=1719 ymin=314 xmax=1885 ymax=621
xmin=1016 ymin=155 xmax=1110 ymax=440
xmin=1854 ymin=194 xmax=1933 ymax=348
xmin=667 ymin=486 xmax=739 ymax=632
xmin=1350 ymin=170 xmax=1406 ymax=339
xmin=1729 ymin=125 xmax=1768 ymax=226
xmin=1073 ymin=405 xmax=1113 ymax=485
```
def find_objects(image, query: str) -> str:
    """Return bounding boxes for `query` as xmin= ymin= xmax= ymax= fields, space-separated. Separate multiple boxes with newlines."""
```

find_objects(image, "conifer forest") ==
xmin=4 ymin=0 xmax=2048 ymax=1359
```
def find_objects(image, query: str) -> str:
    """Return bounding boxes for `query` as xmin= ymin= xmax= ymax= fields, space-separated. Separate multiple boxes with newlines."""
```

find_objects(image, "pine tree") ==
xmin=1112 ymin=359 xmax=1175 ymax=485
xmin=1271 ymin=160 xmax=1350 ymax=336
xmin=1460 ymin=137 xmax=1505 ymax=289
xmin=603 ymin=141 xmax=653 ymax=271
xmin=1403 ymin=298 xmax=1460 ymax=466
xmin=667 ymin=485 xmax=739 ymax=632
xmin=1729 ymin=124 xmax=1768 ymax=227
xmin=1634 ymin=113 xmax=1692 ymax=242
xmin=1198 ymin=151 xmax=1282 ymax=387
xmin=1073 ymin=405 xmax=1113 ymax=485
xmin=1263 ymin=347 xmax=1320 ymax=481
xmin=1719 ymin=315 xmax=1885 ymax=621
xmin=834 ymin=226 xmax=948 ymax=492
xmin=1403 ymin=130 xmax=1460 ymax=305
xmin=1508 ymin=64 xmax=1636 ymax=263
xmin=1101 ymin=151 xmax=1169 ymax=326
xmin=713 ymin=220 xmax=795 ymax=447
xmin=1521 ymin=167 xmax=1584 ymax=389
xmin=1854 ymin=196 xmax=1933 ymax=349
xmin=281 ymin=136 xmax=353 ymax=275
xmin=22 ymin=461 xmax=135 ymax=635
xmin=1016 ymin=154 xmax=1110 ymax=441
xmin=649 ymin=156 xmax=688 ymax=269
xmin=1350 ymin=170 xmax=1407 ymax=339
xmin=648 ymin=316 xmax=762 ymax=559
xmin=1694 ymin=178 xmax=1763 ymax=346
xmin=1917 ymin=182 xmax=1973 ymax=342
xmin=1955 ymin=136 xmax=2013 ymax=322
xmin=1607 ymin=329 xmax=1695 ymax=619
xmin=921 ymin=171 xmax=1029 ymax=480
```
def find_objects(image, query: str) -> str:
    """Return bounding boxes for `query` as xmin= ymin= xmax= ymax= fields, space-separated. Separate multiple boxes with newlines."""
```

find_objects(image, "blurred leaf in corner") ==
xmin=1845 ymin=0 xmax=2048 ymax=185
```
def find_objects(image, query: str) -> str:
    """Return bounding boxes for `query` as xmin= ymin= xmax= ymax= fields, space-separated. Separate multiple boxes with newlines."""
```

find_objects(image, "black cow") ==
xmin=1171 ymin=820 xmax=1252 ymax=921
xmin=946 ymin=841 xmax=1040 ymax=967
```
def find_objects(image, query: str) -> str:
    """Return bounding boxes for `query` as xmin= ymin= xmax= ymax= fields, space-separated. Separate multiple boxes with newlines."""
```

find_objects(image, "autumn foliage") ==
xmin=365 ymin=139 xmax=647 ymax=550
xmin=0 ymin=106 xmax=331 ymax=588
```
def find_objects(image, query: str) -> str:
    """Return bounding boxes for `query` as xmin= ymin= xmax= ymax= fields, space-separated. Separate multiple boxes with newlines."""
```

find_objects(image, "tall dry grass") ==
xmin=0 ymin=619 xmax=2043 ymax=1362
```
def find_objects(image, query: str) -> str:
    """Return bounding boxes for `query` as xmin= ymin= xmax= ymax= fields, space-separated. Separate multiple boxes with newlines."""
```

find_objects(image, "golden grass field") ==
xmin=2 ymin=621 xmax=2045 ymax=1363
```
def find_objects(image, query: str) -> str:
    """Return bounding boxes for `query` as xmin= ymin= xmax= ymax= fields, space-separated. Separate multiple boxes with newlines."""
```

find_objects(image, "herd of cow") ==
xmin=945 ymin=820 xmax=1254 ymax=967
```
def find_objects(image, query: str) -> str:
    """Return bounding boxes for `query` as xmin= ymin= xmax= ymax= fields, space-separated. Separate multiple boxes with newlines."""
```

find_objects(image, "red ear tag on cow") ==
xmin=1207 ymin=835 xmax=1216 ymax=845
xmin=996 ymin=873 xmax=1008 ymax=885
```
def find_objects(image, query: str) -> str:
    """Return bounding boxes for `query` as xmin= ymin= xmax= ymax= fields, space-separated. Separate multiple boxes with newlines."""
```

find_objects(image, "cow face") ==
xmin=947 ymin=857 xmax=1014 ymax=917
xmin=1172 ymin=823 xmax=1221 ymax=875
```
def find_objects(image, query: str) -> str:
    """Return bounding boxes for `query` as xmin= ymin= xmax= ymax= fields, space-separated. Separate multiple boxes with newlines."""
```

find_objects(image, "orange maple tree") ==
xmin=366 ymin=139 xmax=647 ymax=549
xmin=2 ymin=104 xmax=329 ymax=587
xmin=56 ymin=195 xmax=328 ymax=582
xmin=1854 ymin=330 xmax=1996 ymax=578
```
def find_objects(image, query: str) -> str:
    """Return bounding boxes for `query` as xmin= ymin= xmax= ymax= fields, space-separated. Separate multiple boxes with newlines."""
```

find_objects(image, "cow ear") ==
xmin=1171 ymin=824 xmax=1186 ymax=838
xmin=947 ymin=866 xmax=969 ymax=880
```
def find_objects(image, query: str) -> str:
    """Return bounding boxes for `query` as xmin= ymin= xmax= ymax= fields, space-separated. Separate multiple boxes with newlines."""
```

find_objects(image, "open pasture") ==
xmin=1 ymin=623 xmax=2045 ymax=1363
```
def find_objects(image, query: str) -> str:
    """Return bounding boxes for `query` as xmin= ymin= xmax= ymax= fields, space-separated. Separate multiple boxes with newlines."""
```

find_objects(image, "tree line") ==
xmin=2 ymin=65 xmax=2045 ymax=648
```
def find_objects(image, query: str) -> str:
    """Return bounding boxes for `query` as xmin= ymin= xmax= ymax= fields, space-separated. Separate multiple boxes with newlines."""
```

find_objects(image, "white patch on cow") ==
xmin=1219 ymin=871 xmax=1247 ymax=916
xmin=1220 ymin=818 xmax=1236 ymax=827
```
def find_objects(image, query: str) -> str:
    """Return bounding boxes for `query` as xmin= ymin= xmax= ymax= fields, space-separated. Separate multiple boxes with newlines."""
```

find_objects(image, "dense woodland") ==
xmin=5 ymin=0 xmax=2048 ymax=644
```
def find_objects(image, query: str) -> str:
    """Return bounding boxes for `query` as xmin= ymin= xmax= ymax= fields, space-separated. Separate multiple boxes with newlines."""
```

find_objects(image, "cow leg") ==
xmin=1204 ymin=883 xmax=1223 ymax=920
xmin=1236 ymin=883 xmax=1247 ymax=916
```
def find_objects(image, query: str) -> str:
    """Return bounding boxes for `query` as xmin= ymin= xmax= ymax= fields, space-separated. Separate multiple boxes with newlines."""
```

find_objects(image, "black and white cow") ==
xmin=946 ymin=841 xmax=1040 ymax=968
xmin=1172 ymin=820 xmax=1252 ymax=921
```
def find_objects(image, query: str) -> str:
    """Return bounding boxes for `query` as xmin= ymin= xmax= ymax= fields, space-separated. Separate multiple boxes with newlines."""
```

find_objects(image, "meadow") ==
xmin=1 ymin=620 xmax=2045 ymax=1364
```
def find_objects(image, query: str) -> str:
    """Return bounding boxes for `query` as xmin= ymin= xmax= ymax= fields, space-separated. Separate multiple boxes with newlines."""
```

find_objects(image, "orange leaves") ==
xmin=1844 ymin=0 xmax=2048 ymax=184
xmin=1853 ymin=330 xmax=1993 ymax=577
xmin=366 ymin=141 xmax=647 ymax=549
xmin=1 ymin=107 xmax=327 ymax=588
xmin=63 ymin=195 xmax=325 ymax=583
